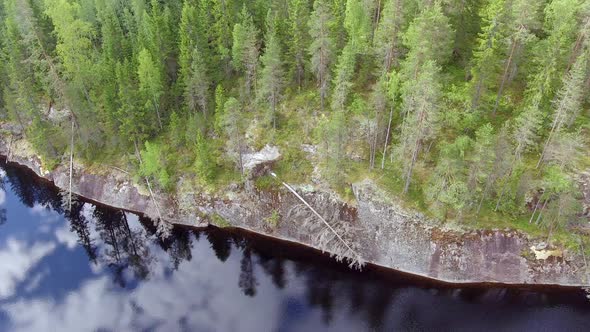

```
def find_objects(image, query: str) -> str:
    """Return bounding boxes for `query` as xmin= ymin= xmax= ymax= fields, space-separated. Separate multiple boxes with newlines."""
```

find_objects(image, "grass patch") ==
xmin=264 ymin=209 xmax=280 ymax=228
xmin=210 ymin=213 xmax=231 ymax=228
xmin=254 ymin=175 xmax=278 ymax=191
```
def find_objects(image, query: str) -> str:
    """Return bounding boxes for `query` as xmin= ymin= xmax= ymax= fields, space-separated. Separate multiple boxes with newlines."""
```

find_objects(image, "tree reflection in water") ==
xmin=0 ymin=172 xmax=6 ymax=226
xmin=206 ymin=227 xmax=232 ymax=262
xmin=93 ymin=204 xmax=153 ymax=286
xmin=66 ymin=198 xmax=97 ymax=263
xmin=2 ymin=159 xmax=590 ymax=332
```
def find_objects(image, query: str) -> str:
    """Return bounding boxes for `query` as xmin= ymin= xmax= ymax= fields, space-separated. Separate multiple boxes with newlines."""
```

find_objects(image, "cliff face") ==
xmin=1 ymin=133 xmax=588 ymax=287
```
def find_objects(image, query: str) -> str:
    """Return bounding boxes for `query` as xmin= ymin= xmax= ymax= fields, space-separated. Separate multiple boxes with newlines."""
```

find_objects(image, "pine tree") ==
xmin=373 ymin=0 xmax=407 ymax=73
xmin=467 ymin=123 xmax=495 ymax=213
xmin=116 ymin=59 xmax=146 ymax=145
xmin=469 ymin=0 xmax=508 ymax=111
xmin=401 ymin=1 xmax=453 ymax=79
xmin=194 ymin=132 xmax=216 ymax=184
xmin=209 ymin=0 xmax=237 ymax=75
xmin=331 ymin=0 xmax=348 ymax=50
xmin=382 ymin=70 xmax=400 ymax=169
xmin=365 ymin=72 xmax=389 ymax=169
xmin=492 ymin=0 xmax=542 ymax=115
xmin=512 ymin=91 xmax=543 ymax=160
xmin=137 ymin=48 xmax=164 ymax=130
xmin=185 ymin=46 xmax=210 ymax=116
xmin=344 ymin=0 xmax=372 ymax=53
xmin=396 ymin=60 xmax=441 ymax=194
xmin=1 ymin=0 xmax=43 ymax=128
xmin=426 ymin=135 xmax=472 ymax=219
xmin=259 ymin=10 xmax=284 ymax=129
xmin=318 ymin=108 xmax=348 ymax=187
xmin=221 ymin=97 xmax=245 ymax=174
xmin=532 ymin=0 xmax=583 ymax=97
xmin=287 ymin=0 xmax=310 ymax=88
xmin=178 ymin=2 xmax=207 ymax=103
xmin=308 ymin=0 xmax=334 ymax=111
xmin=140 ymin=141 xmax=171 ymax=190
xmin=537 ymin=49 xmax=588 ymax=167
xmin=542 ymin=131 xmax=584 ymax=171
xmin=213 ymin=84 xmax=226 ymax=135
xmin=44 ymin=0 xmax=100 ymax=146
xmin=331 ymin=43 xmax=356 ymax=111
xmin=232 ymin=5 xmax=259 ymax=97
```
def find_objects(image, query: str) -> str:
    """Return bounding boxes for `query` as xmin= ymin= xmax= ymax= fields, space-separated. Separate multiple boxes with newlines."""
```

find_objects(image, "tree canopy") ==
xmin=1 ymin=0 xmax=589 ymax=243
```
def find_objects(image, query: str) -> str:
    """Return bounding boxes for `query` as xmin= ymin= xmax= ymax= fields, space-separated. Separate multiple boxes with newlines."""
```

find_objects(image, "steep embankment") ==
xmin=1 ymin=131 xmax=588 ymax=287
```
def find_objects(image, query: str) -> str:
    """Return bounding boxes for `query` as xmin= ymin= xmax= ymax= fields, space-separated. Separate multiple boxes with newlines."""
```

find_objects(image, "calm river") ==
xmin=0 ymin=158 xmax=589 ymax=331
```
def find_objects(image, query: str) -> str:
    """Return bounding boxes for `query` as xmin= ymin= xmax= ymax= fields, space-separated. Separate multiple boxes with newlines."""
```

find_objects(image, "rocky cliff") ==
xmin=1 ymin=132 xmax=589 ymax=287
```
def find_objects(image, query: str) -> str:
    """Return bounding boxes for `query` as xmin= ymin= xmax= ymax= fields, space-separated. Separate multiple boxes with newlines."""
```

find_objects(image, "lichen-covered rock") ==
xmin=242 ymin=145 xmax=280 ymax=177
xmin=1 ymin=131 xmax=589 ymax=287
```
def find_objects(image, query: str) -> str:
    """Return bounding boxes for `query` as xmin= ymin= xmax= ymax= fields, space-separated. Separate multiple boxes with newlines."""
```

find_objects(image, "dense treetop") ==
xmin=0 ymin=0 xmax=589 ymax=243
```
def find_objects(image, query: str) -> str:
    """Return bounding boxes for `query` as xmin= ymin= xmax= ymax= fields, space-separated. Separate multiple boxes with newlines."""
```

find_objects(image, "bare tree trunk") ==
xmin=373 ymin=0 xmax=382 ymax=37
xmin=272 ymin=173 xmax=363 ymax=267
xmin=371 ymin=120 xmax=378 ymax=169
xmin=529 ymin=198 xmax=541 ymax=223
xmin=367 ymin=118 xmax=373 ymax=169
xmin=476 ymin=177 xmax=493 ymax=215
xmin=579 ymin=237 xmax=589 ymax=283
xmin=68 ymin=119 xmax=75 ymax=211
xmin=383 ymin=0 xmax=403 ymax=72
xmin=238 ymin=140 xmax=244 ymax=175
xmin=152 ymin=98 xmax=163 ymax=129
xmin=493 ymin=37 xmax=520 ymax=115
xmin=6 ymin=136 xmax=12 ymax=162
xmin=534 ymin=199 xmax=549 ymax=225
xmin=381 ymin=107 xmax=393 ymax=169
xmin=403 ymin=139 xmax=420 ymax=194
xmin=134 ymin=139 xmax=165 ymax=223
xmin=536 ymin=109 xmax=563 ymax=168
xmin=566 ymin=18 xmax=589 ymax=73
xmin=471 ymin=73 xmax=485 ymax=111
xmin=272 ymin=92 xmax=277 ymax=130
xmin=494 ymin=181 xmax=508 ymax=212
xmin=319 ymin=46 xmax=326 ymax=112
xmin=368 ymin=117 xmax=378 ymax=170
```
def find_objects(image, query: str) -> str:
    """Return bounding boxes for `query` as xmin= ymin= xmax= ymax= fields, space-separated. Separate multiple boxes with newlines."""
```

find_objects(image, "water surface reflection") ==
xmin=0 ymin=159 xmax=589 ymax=331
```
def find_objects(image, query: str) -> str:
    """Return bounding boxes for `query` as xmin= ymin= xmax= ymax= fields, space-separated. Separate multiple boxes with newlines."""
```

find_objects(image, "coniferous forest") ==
xmin=0 ymin=0 xmax=589 ymax=243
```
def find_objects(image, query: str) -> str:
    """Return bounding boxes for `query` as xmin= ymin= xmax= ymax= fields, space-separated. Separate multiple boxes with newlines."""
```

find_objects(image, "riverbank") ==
xmin=1 ymin=132 xmax=589 ymax=287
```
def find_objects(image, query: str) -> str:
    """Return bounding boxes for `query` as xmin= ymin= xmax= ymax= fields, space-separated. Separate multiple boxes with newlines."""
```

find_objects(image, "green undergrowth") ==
xmin=210 ymin=213 xmax=231 ymax=228
xmin=254 ymin=175 xmax=278 ymax=191
xmin=264 ymin=209 xmax=280 ymax=228
xmin=330 ymin=151 xmax=585 ymax=252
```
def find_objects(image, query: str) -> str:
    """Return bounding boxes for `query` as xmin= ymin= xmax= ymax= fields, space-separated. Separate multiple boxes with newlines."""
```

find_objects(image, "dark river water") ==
xmin=0 ymin=158 xmax=589 ymax=331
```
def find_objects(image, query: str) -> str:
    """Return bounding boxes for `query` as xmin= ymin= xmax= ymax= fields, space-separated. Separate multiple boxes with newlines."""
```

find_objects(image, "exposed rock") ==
xmin=301 ymin=144 xmax=317 ymax=156
xmin=530 ymin=246 xmax=563 ymax=260
xmin=1 ymin=130 xmax=589 ymax=287
xmin=242 ymin=145 xmax=280 ymax=177
xmin=47 ymin=106 xmax=70 ymax=123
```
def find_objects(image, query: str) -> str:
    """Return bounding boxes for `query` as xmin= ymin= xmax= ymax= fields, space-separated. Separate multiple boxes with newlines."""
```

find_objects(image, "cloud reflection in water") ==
xmin=0 ymin=160 xmax=589 ymax=332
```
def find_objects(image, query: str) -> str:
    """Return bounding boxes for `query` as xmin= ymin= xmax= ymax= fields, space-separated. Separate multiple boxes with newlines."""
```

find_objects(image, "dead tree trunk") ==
xmin=68 ymin=119 xmax=75 ymax=210
xmin=493 ymin=34 xmax=521 ymax=115
xmin=381 ymin=107 xmax=393 ymax=169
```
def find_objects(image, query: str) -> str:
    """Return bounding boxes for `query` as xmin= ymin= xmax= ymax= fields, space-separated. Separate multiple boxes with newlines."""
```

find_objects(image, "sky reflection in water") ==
xmin=0 ymin=160 xmax=589 ymax=332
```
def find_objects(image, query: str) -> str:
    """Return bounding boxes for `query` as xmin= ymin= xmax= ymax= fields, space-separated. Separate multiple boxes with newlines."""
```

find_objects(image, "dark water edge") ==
xmin=1 ymin=156 xmax=590 ymax=331
xmin=2 ymin=155 xmax=589 ymax=291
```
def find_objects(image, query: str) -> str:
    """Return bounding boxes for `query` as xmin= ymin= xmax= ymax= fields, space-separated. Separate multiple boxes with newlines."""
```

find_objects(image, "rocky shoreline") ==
xmin=1 ymin=132 xmax=589 ymax=287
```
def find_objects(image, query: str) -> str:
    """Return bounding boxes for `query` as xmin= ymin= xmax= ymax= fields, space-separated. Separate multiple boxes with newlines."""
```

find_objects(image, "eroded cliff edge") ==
xmin=1 ymin=133 xmax=589 ymax=287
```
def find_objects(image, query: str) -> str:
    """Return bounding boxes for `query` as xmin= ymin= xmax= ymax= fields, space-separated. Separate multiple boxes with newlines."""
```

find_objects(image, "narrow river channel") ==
xmin=0 ymin=158 xmax=589 ymax=331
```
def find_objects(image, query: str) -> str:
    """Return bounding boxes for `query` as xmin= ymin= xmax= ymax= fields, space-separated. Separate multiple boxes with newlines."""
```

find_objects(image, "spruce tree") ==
xmin=232 ymin=5 xmax=259 ymax=97
xmin=308 ymin=0 xmax=335 ymax=111
xmin=259 ymin=10 xmax=285 ymax=129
